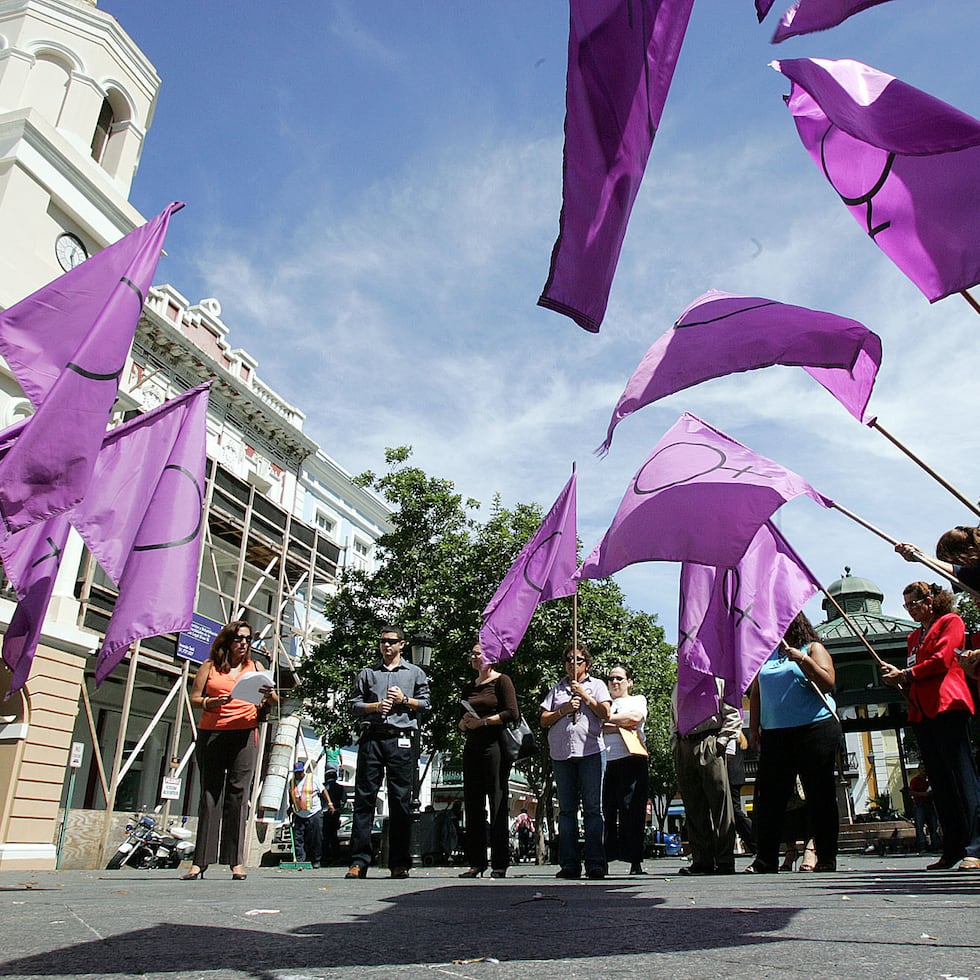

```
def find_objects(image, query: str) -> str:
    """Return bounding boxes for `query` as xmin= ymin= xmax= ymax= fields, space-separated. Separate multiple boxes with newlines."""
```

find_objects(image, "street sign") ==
xmin=69 ymin=742 xmax=84 ymax=769
xmin=160 ymin=776 xmax=182 ymax=800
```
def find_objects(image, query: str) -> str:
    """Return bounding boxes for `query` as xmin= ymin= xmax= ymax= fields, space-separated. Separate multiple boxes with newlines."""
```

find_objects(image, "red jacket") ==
xmin=906 ymin=613 xmax=973 ymax=723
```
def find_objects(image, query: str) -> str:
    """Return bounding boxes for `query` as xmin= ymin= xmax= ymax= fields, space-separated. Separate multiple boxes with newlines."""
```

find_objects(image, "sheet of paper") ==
xmin=230 ymin=670 xmax=274 ymax=705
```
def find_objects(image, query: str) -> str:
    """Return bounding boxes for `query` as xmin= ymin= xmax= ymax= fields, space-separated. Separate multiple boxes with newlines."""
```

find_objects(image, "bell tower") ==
xmin=0 ymin=0 xmax=159 ymax=308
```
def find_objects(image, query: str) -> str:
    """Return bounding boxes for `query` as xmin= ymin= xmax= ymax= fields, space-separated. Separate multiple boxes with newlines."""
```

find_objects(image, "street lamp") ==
xmin=409 ymin=634 xmax=434 ymax=669
xmin=407 ymin=634 xmax=435 ymax=841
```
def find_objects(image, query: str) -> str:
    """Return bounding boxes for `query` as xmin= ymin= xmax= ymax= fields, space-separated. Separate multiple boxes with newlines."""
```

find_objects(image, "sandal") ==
xmin=800 ymin=843 xmax=817 ymax=872
xmin=779 ymin=847 xmax=798 ymax=872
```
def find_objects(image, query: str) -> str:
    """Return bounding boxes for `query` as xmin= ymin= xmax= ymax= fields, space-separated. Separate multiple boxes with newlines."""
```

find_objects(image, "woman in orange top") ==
xmin=881 ymin=582 xmax=980 ymax=871
xmin=181 ymin=620 xmax=277 ymax=880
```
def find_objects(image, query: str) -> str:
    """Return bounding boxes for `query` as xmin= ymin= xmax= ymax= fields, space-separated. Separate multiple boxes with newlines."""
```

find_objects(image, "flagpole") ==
xmin=829 ymin=501 xmax=980 ymax=601
xmin=961 ymin=290 xmax=980 ymax=316
xmin=869 ymin=419 xmax=980 ymax=518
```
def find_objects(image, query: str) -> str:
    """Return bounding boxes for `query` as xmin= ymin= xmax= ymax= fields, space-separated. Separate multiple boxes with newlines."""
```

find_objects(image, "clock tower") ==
xmin=0 ymin=0 xmax=158 ymax=311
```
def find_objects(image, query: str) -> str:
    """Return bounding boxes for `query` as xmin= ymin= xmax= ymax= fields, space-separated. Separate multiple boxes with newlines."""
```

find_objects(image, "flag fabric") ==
xmin=68 ymin=385 xmax=210 ymax=684
xmin=479 ymin=470 xmax=577 ymax=663
xmin=538 ymin=0 xmax=695 ymax=333
xmin=776 ymin=58 xmax=980 ymax=302
xmin=576 ymin=413 xmax=832 ymax=580
xmin=597 ymin=290 xmax=882 ymax=456
xmin=0 ymin=385 xmax=209 ymax=690
xmin=675 ymin=521 xmax=820 ymax=734
xmin=0 ymin=203 xmax=184 ymax=535
xmin=0 ymin=515 xmax=72 ymax=693
xmin=755 ymin=0 xmax=776 ymax=19
xmin=770 ymin=1 xmax=896 ymax=43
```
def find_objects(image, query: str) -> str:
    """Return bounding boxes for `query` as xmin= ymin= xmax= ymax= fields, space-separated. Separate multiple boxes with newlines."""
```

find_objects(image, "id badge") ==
xmin=906 ymin=651 xmax=916 ymax=668
xmin=397 ymin=736 xmax=412 ymax=749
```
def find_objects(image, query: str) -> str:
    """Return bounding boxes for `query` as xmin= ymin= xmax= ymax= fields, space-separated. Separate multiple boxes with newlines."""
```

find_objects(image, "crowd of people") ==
xmin=183 ymin=528 xmax=980 ymax=878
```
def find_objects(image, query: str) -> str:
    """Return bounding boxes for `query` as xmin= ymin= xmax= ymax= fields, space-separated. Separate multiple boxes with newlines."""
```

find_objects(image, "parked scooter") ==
xmin=105 ymin=813 xmax=194 ymax=870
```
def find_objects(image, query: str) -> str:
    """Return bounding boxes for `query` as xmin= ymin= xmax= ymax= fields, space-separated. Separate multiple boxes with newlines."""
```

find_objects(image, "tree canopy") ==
xmin=298 ymin=447 xmax=677 ymax=830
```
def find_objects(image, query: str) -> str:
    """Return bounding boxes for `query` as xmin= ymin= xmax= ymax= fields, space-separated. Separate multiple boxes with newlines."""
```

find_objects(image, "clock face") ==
xmin=55 ymin=233 xmax=88 ymax=271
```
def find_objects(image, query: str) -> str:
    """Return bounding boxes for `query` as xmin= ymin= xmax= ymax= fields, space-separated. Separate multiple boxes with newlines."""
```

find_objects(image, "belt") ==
xmin=361 ymin=725 xmax=411 ymax=739
xmin=682 ymin=728 xmax=720 ymax=740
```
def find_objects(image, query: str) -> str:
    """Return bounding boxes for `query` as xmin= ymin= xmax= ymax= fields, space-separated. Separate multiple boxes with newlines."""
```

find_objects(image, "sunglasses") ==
xmin=565 ymin=656 xmax=586 ymax=664
xmin=230 ymin=635 xmax=253 ymax=644
xmin=608 ymin=676 xmax=628 ymax=683
xmin=903 ymin=597 xmax=928 ymax=611
xmin=380 ymin=638 xmax=402 ymax=646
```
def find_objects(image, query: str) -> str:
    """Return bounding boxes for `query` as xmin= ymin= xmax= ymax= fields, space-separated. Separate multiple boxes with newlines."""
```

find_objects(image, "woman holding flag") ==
xmin=541 ymin=642 xmax=611 ymax=879
xmin=881 ymin=582 xmax=980 ymax=871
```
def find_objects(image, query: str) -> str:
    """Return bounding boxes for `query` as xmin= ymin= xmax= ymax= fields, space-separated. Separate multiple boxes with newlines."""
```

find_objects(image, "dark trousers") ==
xmin=915 ymin=710 xmax=980 ymax=862
xmin=462 ymin=737 xmax=512 ymax=871
xmin=322 ymin=809 xmax=341 ymax=863
xmin=730 ymin=784 xmax=756 ymax=852
xmin=350 ymin=734 xmax=413 ymax=870
xmin=602 ymin=754 xmax=649 ymax=865
xmin=292 ymin=811 xmax=323 ymax=864
xmin=193 ymin=728 xmax=258 ymax=867
xmin=755 ymin=716 xmax=841 ymax=870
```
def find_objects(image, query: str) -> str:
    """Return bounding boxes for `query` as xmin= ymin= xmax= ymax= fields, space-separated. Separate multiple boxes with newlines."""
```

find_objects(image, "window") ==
xmin=90 ymin=97 xmax=114 ymax=163
xmin=315 ymin=512 xmax=336 ymax=537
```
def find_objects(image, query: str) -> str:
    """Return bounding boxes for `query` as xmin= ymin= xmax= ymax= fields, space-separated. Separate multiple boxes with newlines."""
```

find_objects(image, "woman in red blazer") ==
xmin=882 ymin=582 xmax=979 ymax=871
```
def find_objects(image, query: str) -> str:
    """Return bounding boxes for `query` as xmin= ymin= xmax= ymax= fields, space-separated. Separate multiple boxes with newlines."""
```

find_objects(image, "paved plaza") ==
xmin=0 ymin=853 xmax=976 ymax=980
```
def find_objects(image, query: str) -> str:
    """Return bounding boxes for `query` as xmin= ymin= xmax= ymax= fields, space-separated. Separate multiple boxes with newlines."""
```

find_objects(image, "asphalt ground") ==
xmin=0 ymin=853 xmax=977 ymax=980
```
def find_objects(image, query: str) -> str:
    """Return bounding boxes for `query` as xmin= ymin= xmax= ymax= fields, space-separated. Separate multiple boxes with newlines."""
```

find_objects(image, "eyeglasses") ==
xmin=565 ymin=656 xmax=586 ymax=664
xmin=380 ymin=638 xmax=402 ymax=646
xmin=903 ymin=598 xmax=928 ymax=610
xmin=231 ymin=635 xmax=252 ymax=644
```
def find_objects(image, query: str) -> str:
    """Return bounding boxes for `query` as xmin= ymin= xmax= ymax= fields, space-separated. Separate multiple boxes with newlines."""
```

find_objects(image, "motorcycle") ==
xmin=105 ymin=813 xmax=195 ymax=870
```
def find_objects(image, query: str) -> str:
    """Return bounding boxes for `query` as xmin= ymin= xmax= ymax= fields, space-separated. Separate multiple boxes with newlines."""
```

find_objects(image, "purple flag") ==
xmin=776 ymin=58 xmax=980 ymax=302
xmin=0 ymin=203 xmax=183 ymax=535
xmin=771 ymin=1 xmax=896 ymax=43
xmin=479 ymin=471 xmax=577 ymax=664
xmin=597 ymin=290 xmax=882 ymax=456
xmin=67 ymin=385 xmax=210 ymax=684
xmin=755 ymin=0 xmax=776 ymax=19
xmin=1 ymin=515 xmax=71 ymax=693
xmin=576 ymin=413 xmax=831 ymax=580
xmin=539 ymin=0 xmax=695 ymax=333
xmin=675 ymin=521 xmax=820 ymax=734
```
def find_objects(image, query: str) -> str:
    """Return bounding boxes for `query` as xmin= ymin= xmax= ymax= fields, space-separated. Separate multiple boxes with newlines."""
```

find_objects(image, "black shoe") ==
xmin=345 ymin=865 xmax=367 ymax=879
xmin=712 ymin=865 xmax=736 ymax=875
xmin=926 ymin=858 xmax=957 ymax=870
xmin=743 ymin=861 xmax=776 ymax=874
xmin=390 ymin=867 xmax=410 ymax=879
xmin=458 ymin=867 xmax=486 ymax=878
xmin=677 ymin=864 xmax=712 ymax=876
xmin=490 ymin=869 xmax=507 ymax=878
xmin=555 ymin=868 xmax=581 ymax=879
xmin=628 ymin=864 xmax=648 ymax=875
xmin=586 ymin=868 xmax=606 ymax=879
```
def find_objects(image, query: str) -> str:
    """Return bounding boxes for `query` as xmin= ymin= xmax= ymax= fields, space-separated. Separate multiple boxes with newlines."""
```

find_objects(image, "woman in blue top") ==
xmin=746 ymin=612 xmax=841 ymax=873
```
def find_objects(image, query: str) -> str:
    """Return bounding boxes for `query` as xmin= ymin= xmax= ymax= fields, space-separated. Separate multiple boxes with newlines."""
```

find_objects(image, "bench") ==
xmin=838 ymin=819 xmax=917 ymax=855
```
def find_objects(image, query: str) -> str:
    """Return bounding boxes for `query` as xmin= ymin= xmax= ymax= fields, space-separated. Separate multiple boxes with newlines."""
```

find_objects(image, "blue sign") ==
xmin=177 ymin=613 xmax=222 ymax=664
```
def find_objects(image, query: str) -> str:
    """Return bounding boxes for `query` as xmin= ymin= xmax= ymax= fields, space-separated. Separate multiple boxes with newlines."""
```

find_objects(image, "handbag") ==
xmin=501 ymin=714 xmax=538 ymax=764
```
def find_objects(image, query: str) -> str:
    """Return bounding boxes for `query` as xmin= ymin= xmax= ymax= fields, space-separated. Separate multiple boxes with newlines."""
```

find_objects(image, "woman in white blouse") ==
xmin=602 ymin=664 xmax=649 ymax=875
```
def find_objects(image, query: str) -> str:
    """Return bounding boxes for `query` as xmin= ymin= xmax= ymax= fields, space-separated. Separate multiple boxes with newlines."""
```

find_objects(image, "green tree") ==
xmin=298 ymin=447 xmax=677 ymax=845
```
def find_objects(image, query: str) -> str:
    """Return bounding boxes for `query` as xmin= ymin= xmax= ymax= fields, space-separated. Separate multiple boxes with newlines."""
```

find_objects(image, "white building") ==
xmin=0 ymin=0 xmax=391 ymax=869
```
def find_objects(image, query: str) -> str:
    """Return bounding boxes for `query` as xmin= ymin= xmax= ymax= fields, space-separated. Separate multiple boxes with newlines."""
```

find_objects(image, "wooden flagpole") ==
xmin=961 ymin=289 xmax=980 ymax=316
xmin=829 ymin=501 xmax=980 ymax=603
xmin=869 ymin=419 xmax=980 ymax=519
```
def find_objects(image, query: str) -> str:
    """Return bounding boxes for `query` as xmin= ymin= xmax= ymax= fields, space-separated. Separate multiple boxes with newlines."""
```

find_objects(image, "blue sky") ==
xmin=100 ymin=1 xmax=980 ymax=642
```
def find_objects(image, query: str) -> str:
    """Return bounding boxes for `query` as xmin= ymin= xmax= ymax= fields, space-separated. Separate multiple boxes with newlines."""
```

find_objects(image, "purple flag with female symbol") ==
xmin=597 ymin=290 xmax=882 ymax=456
xmin=576 ymin=413 xmax=832 ymax=581
xmin=0 ymin=385 xmax=209 ymax=689
xmin=479 ymin=470 xmax=577 ymax=663
xmin=1 ymin=514 xmax=72 ymax=694
xmin=676 ymin=521 xmax=820 ymax=733
xmin=776 ymin=58 xmax=980 ymax=303
xmin=70 ymin=385 xmax=209 ymax=684
xmin=539 ymin=0 xmax=695 ymax=333
xmin=0 ymin=202 xmax=183 ymax=535
xmin=768 ymin=1 xmax=896 ymax=43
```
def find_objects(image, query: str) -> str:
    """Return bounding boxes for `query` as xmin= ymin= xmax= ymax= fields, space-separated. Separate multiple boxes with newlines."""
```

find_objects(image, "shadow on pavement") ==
xmin=0 ymin=880 xmax=799 ymax=977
